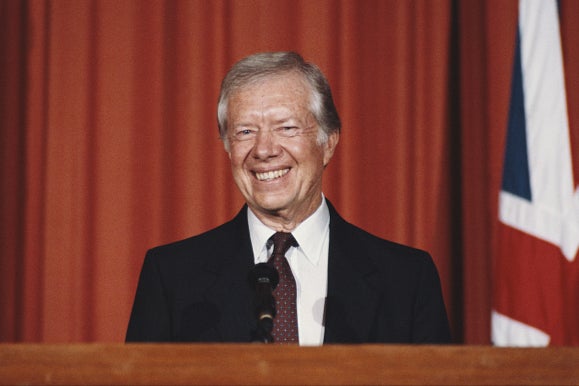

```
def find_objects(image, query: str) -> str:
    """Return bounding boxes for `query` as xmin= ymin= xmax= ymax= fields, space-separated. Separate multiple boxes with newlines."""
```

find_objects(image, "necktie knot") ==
xmin=270 ymin=232 xmax=297 ymax=258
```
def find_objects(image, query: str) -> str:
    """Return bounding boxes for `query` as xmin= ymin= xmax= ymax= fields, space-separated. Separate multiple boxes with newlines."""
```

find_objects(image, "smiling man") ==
xmin=126 ymin=52 xmax=451 ymax=345
xmin=225 ymin=70 xmax=338 ymax=232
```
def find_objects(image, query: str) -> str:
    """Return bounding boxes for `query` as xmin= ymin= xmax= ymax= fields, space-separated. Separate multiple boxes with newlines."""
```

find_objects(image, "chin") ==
xmin=252 ymin=197 xmax=292 ymax=213
xmin=257 ymin=202 xmax=289 ymax=214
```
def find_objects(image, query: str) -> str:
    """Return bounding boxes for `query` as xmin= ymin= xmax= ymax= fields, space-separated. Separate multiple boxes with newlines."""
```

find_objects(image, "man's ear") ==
xmin=323 ymin=131 xmax=340 ymax=167
xmin=222 ymin=138 xmax=232 ymax=158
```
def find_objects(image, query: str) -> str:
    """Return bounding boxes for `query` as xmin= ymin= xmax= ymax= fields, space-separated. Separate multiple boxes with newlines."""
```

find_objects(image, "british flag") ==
xmin=492 ymin=0 xmax=579 ymax=346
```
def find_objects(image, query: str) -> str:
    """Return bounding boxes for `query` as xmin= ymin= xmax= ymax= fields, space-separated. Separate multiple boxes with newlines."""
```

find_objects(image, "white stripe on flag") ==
xmin=491 ymin=311 xmax=550 ymax=346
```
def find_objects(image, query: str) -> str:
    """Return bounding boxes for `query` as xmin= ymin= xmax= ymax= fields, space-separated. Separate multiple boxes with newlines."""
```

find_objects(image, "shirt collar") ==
xmin=247 ymin=195 xmax=330 ymax=265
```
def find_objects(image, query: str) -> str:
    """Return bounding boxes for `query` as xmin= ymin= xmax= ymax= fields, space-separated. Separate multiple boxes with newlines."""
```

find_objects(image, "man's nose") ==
xmin=253 ymin=130 xmax=280 ymax=159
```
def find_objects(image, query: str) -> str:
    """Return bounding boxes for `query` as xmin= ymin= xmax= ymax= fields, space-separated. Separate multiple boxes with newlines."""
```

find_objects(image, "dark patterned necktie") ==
xmin=268 ymin=232 xmax=299 ymax=343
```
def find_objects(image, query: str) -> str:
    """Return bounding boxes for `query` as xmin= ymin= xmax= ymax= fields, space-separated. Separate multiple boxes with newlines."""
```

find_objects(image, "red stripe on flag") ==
xmin=494 ymin=224 xmax=579 ymax=346
xmin=559 ymin=1 xmax=579 ymax=189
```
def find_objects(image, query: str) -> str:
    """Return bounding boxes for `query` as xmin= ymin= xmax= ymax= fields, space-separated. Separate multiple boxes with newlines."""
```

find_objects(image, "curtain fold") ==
xmin=1 ymin=0 xmax=576 ymax=343
xmin=1 ymin=0 xmax=29 ymax=341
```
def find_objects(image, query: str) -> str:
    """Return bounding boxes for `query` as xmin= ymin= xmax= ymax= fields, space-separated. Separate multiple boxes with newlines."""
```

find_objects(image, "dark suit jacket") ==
xmin=126 ymin=202 xmax=451 ymax=343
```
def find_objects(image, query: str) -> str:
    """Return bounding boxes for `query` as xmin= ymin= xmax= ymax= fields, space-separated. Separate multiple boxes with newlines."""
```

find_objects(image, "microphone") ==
xmin=247 ymin=263 xmax=279 ymax=343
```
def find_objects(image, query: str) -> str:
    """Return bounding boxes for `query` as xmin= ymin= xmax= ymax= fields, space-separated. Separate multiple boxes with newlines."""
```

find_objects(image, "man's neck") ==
xmin=248 ymin=194 xmax=324 ymax=232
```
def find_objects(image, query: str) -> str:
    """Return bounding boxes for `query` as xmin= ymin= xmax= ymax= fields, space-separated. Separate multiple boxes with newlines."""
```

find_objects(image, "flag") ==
xmin=492 ymin=0 xmax=579 ymax=346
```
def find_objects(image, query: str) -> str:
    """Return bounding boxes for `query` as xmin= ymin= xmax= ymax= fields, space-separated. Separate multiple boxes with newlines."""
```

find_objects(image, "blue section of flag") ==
xmin=502 ymin=29 xmax=532 ymax=201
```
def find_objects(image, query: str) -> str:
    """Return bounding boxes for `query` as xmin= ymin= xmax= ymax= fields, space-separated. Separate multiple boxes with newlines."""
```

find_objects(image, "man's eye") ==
xmin=277 ymin=126 xmax=299 ymax=137
xmin=235 ymin=129 xmax=255 ymax=139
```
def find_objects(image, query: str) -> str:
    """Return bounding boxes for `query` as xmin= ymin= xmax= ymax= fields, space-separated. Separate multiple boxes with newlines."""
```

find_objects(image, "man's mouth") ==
xmin=255 ymin=168 xmax=290 ymax=181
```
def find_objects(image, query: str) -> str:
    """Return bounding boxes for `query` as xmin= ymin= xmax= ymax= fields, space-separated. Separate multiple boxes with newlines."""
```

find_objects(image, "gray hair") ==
xmin=217 ymin=52 xmax=341 ymax=150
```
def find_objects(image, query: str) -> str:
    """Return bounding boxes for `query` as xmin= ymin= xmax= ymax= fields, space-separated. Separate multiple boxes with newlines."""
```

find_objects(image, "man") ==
xmin=126 ymin=52 xmax=451 ymax=345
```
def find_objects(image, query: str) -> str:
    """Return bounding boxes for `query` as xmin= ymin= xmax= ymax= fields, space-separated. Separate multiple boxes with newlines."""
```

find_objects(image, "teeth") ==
xmin=255 ymin=168 xmax=289 ymax=181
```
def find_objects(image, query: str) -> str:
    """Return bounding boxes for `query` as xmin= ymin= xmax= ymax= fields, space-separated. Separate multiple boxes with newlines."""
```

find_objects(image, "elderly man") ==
xmin=126 ymin=52 xmax=451 ymax=345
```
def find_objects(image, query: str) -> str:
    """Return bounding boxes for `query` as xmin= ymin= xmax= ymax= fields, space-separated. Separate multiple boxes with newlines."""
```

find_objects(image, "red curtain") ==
xmin=1 ymin=0 xmax=577 ymax=343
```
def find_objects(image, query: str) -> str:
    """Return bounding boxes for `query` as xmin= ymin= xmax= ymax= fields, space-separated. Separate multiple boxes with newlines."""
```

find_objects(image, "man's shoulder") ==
xmin=328 ymin=203 xmax=432 ymax=266
xmin=145 ymin=208 xmax=248 ymax=262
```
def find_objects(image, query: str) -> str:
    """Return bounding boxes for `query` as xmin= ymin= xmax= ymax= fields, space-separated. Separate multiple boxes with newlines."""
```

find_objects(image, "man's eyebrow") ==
xmin=271 ymin=116 xmax=302 ymax=125
xmin=232 ymin=122 xmax=257 ymax=128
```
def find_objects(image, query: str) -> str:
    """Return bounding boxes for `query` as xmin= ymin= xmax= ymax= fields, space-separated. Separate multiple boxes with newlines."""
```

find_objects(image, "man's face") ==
xmin=225 ymin=72 xmax=339 ymax=227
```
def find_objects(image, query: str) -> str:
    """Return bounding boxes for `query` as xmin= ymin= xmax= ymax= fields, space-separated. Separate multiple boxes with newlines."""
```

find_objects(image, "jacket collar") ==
xmin=324 ymin=201 xmax=381 ymax=343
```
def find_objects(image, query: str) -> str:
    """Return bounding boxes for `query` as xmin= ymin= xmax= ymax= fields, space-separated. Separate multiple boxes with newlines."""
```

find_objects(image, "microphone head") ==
xmin=248 ymin=263 xmax=279 ymax=289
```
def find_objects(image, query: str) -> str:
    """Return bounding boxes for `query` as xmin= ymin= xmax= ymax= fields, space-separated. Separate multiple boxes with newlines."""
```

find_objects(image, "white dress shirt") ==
xmin=247 ymin=196 xmax=330 ymax=346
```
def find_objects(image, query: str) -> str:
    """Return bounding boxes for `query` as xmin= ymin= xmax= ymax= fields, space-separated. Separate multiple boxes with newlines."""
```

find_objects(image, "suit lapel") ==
xmin=324 ymin=203 xmax=381 ymax=343
xmin=199 ymin=207 xmax=257 ymax=342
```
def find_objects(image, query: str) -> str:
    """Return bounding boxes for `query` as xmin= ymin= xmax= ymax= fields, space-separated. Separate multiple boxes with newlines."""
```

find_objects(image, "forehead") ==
xmin=228 ymin=73 xmax=312 ymax=119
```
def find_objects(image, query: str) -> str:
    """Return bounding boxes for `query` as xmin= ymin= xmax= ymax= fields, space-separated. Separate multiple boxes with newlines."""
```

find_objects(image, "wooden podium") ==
xmin=0 ymin=344 xmax=577 ymax=385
